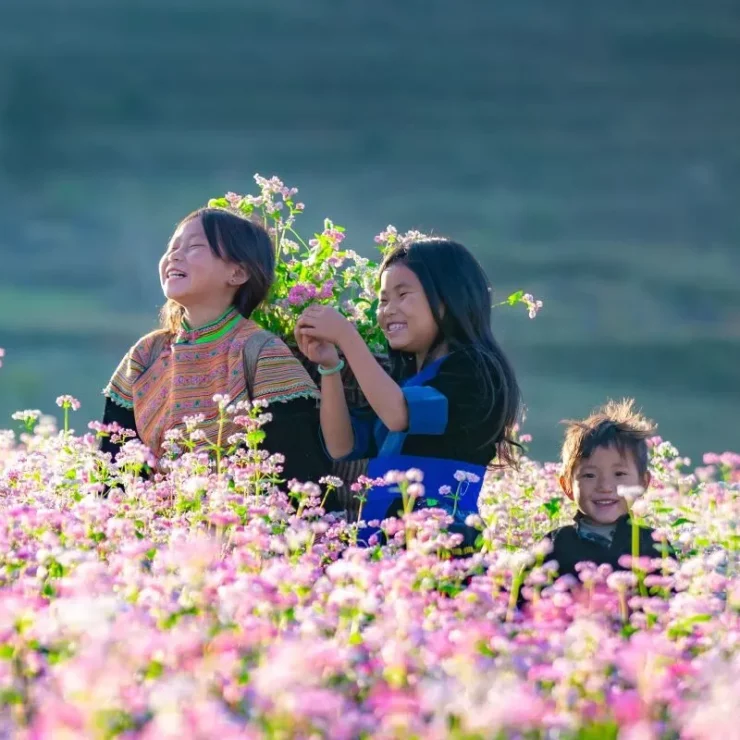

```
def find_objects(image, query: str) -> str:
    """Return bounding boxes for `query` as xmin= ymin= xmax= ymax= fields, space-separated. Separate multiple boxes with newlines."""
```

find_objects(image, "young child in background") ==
xmin=545 ymin=399 xmax=667 ymax=577
xmin=295 ymin=237 xmax=522 ymax=554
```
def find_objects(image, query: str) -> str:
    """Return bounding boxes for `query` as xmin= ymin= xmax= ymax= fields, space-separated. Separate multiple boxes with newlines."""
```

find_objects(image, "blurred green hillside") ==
xmin=1 ymin=0 xmax=739 ymax=460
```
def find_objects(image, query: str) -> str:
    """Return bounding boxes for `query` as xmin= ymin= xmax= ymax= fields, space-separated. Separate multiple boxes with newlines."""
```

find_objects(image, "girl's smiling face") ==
xmin=159 ymin=217 xmax=243 ymax=305
xmin=377 ymin=263 xmax=440 ymax=355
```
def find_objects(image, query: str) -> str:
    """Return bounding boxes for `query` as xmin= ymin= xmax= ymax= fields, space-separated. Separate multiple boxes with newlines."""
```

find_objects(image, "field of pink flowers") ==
xmin=1 ymin=398 xmax=739 ymax=739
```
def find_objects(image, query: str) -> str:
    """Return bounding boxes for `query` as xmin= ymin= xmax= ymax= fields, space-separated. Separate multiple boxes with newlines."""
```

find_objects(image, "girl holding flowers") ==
xmin=295 ymin=237 xmax=522 ymax=550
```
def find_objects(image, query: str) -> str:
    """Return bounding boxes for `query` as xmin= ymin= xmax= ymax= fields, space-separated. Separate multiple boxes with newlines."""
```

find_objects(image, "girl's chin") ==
xmin=386 ymin=337 xmax=414 ymax=352
xmin=162 ymin=284 xmax=191 ymax=301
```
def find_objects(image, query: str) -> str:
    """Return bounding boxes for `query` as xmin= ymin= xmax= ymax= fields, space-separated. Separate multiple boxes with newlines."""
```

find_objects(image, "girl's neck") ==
xmin=415 ymin=341 xmax=449 ymax=372
xmin=182 ymin=299 xmax=236 ymax=330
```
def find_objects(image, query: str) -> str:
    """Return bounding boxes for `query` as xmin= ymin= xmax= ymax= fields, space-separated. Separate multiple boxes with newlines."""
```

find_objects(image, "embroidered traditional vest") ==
xmin=104 ymin=307 xmax=318 ymax=456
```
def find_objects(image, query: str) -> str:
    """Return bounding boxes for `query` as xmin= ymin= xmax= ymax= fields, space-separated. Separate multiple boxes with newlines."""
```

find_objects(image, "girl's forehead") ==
xmin=380 ymin=262 xmax=419 ymax=289
xmin=171 ymin=216 xmax=205 ymax=243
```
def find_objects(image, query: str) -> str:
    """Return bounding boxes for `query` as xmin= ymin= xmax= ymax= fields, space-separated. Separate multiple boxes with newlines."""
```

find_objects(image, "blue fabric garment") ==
xmin=340 ymin=356 xmax=449 ymax=461
xmin=359 ymin=454 xmax=486 ymax=544
xmin=337 ymin=356 xmax=486 ymax=545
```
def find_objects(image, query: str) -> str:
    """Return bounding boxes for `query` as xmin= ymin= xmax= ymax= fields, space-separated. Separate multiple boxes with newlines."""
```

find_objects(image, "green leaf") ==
xmin=620 ymin=623 xmax=639 ymax=638
xmin=0 ymin=644 xmax=14 ymax=660
xmin=208 ymin=197 xmax=230 ymax=208
xmin=0 ymin=688 xmax=23 ymax=705
xmin=506 ymin=290 xmax=525 ymax=306
xmin=667 ymin=613 xmax=712 ymax=639
xmin=144 ymin=660 xmax=164 ymax=680
xmin=541 ymin=497 xmax=562 ymax=518
xmin=42 ymin=582 xmax=56 ymax=598
xmin=47 ymin=560 xmax=65 ymax=579
xmin=247 ymin=430 xmax=266 ymax=446
xmin=671 ymin=517 xmax=694 ymax=527
xmin=161 ymin=606 xmax=199 ymax=629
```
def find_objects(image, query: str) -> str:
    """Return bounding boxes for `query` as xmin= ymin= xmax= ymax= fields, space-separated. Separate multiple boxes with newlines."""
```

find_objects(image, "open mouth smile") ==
xmin=592 ymin=499 xmax=620 ymax=508
xmin=385 ymin=322 xmax=407 ymax=335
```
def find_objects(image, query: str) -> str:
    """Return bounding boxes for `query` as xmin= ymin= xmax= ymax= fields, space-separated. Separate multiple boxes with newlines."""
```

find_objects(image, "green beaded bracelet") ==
xmin=318 ymin=359 xmax=345 ymax=376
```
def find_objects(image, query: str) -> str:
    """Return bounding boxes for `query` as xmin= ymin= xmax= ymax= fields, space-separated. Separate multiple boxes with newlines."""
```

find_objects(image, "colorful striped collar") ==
xmin=176 ymin=306 xmax=243 ymax=345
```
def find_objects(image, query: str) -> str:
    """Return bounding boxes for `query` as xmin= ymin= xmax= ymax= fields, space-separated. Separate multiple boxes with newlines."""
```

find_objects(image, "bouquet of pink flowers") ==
xmin=209 ymin=175 xmax=542 ymax=353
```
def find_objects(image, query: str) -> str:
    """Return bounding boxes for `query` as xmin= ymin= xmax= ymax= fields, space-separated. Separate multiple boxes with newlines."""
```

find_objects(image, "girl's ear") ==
xmin=439 ymin=302 xmax=446 ymax=319
xmin=641 ymin=471 xmax=651 ymax=490
xmin=230 ymin=265 xmax=248 ymax=287
xmin=559 ymin=475 xmax=574 ymax=501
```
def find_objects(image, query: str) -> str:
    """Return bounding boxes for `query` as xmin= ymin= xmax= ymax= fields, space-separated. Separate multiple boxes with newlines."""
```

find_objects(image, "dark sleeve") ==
xmin=411 ymin=350 xmax=496 ymax=438
xmin=324 ymin=407 xmax=379 ymax=462
xmin=101 ymin=398 xmax=138 ymax=460
xmin=262 ymin=398 xmax=338 ymax=510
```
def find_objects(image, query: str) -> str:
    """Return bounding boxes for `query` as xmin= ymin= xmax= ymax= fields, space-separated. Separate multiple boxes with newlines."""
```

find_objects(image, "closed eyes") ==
xmin=166 ymin=243 xmax=206 ymax=255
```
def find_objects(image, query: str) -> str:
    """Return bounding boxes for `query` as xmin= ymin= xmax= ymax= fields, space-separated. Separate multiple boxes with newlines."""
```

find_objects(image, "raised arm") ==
xmin=297 ymin=306 xmax=408 ymax=433
xmin=293 ymin=322 xmax=355 ymax=459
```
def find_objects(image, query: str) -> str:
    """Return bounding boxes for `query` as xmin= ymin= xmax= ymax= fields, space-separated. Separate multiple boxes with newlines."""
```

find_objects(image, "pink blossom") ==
xmin=287 ymin=283 xmax=318 ymax=306
xmin=55 ymin=395 xmax=81 ymax=411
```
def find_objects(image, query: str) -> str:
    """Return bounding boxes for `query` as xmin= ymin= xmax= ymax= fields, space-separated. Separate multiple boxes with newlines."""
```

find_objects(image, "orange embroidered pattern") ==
xmin=104 ymin=308 xmax=318 ymax=456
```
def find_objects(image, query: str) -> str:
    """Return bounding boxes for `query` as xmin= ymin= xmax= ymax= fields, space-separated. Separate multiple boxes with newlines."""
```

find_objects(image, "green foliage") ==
xmin=206 ymin=176 xmax=536 ymax=350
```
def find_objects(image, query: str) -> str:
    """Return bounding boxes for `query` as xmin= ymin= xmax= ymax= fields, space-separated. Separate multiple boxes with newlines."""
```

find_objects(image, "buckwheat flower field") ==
xmin=1 ymin=400 xmax=739 ymax=739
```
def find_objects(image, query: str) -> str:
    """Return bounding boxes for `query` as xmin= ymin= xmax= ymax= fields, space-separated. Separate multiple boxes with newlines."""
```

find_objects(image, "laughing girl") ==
xmin=295 ymin=238 xmax=521 ymax=551
xmin=102 ymin=208 xmax=331 ymax=488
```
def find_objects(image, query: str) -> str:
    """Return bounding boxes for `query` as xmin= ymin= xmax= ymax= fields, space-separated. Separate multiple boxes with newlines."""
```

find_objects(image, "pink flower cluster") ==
xmin=208 ymin=175 xmax=543 ymax=353
xmin=287 ymin=281 xmax=335 ymax=307
xmin=55 ymin=395 xmax=81 ymax=411
xmin=1 ymin=401 xmax=737 ymax=737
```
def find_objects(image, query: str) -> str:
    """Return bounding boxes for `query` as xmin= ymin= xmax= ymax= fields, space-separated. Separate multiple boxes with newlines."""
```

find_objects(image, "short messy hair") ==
xmin=561 ymin=398 xmax=657 ymax=482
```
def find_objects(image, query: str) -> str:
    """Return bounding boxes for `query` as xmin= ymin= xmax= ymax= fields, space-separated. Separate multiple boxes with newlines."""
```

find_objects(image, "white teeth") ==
xmin=168 ymin=271 xmax=186 ymax=279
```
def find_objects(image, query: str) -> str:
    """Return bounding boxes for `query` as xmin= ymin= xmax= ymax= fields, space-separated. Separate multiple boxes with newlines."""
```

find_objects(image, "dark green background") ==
xmin=1 ymin=0 xmax=738 ymax=461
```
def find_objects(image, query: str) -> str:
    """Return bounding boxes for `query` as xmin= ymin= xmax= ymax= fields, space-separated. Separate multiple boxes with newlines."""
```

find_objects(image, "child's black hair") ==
xmin=380 ymin=238 xmax=522 ymax=466
xmin=561 ymin=398 xmax=657 ymax=482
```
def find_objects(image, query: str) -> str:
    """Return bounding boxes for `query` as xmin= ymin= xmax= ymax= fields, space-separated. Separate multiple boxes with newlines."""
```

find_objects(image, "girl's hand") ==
xmin=297 ymin=305 xmax=355 ymax=347
xmin=294 ymin=322 xmax=340 ymax=369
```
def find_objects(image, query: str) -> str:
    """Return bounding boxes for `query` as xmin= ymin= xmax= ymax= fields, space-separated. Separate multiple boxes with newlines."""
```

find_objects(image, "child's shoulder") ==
xmin=544 ymin=523 xmax=579 ymax=542
xmin=229 ymin=322 xmax=294 ymax=361
xmin=128 ymin=329 xmax=172 ymax=366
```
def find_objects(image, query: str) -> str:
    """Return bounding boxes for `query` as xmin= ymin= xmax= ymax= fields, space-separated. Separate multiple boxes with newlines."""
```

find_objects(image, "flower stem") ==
xmin=352 ymin=499 xmax=364 ymax=547
xmin=216 ymin=410 xmax=225 ymax=477
xmin=631 ymin=516 xmax=647 ymax=596
xmin=506 ymin=567 xmax=524 ymax=622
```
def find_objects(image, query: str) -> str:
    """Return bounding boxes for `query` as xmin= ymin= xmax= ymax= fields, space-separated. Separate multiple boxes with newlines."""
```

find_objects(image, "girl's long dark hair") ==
xmin=160 ymin=208 xmax=275 ymax=333
xmin=381 ymin=238 xmax=522 ymax=467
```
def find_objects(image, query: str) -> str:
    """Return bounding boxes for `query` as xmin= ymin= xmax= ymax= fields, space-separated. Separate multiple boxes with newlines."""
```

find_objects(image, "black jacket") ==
xmin=545 ymin=513 xmax=668 ymax=579
xmin=101 ymin=397 xmax=338 ymax=511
